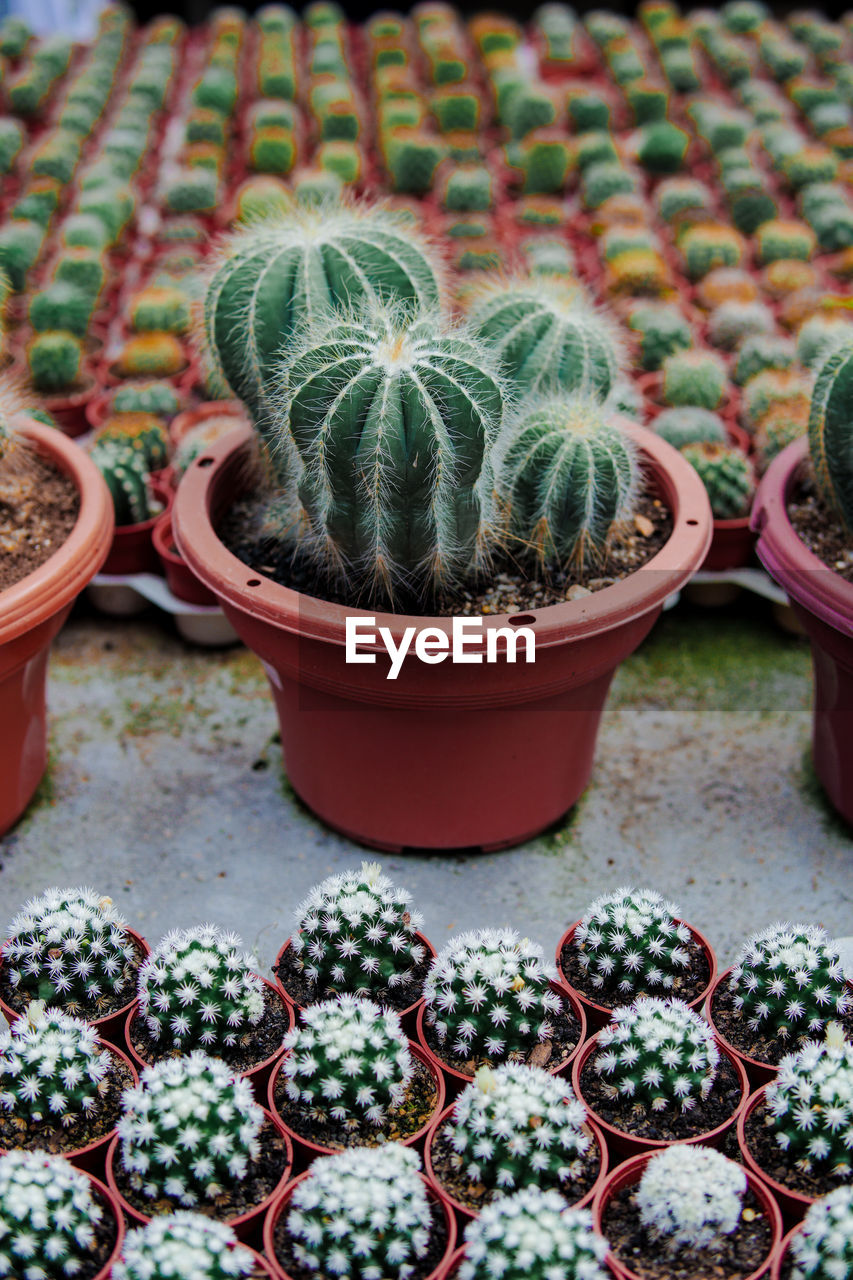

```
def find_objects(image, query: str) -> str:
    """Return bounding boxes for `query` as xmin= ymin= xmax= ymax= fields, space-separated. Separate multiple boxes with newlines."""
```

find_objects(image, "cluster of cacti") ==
xmin=0 ymin=1150 xmax=104 ymax=1279
xmin=593 ymin=996 xmax=720 ymax=1113
xmin=117 ymin=1051 xmax=264 ymax=1206
xmin=728 ymin=922 xmax=852 ymax=1043
xmin=137 ymin=924 xmax=266 ymax=1051
xmin=0 ymin=1006 xmax=113 ymax=1127
xmin=114 ymin=1213 xmax=258 ymax=1280
xmin=572 ymin=887 xmax=694 ymax=999
xmin=766 ymin=1028 xmax=853 ymax=1177
xmin=635 ymin=1144 xmax=748 ymax=1253
xmin=281 ymin=994 xmax=413 ymax=1124
xmin=790 ymin=1187 xmax=853 ymax=1280
xmin=459 ymin=1190 xmax=610 ymax=1280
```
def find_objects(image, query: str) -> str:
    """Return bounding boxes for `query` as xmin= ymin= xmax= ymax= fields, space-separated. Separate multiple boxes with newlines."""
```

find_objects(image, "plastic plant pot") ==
xmin=83 ymin=1172 xmax=127 ymax=1280
xmin=752 ymin=436 xmax=853 ymax=827
xmin=424 ymin=1103 xmax=608 ymax=1225
xmin=736 ymin=1086 xmax=818 ymax=1224
xmin=770 ymin=1225 xmax=801 ymax=1280
xmin=592 ymin=1149 xmax=783 ymax=1280
xmin=555 ymin=919 xmax=718 ymax=1032
xmin=0 ymin=418 xmax=114 ymax=836
xmin=700 ymin=516 xmax=757 ymax=572
xmin=571 ymin=1033 xmax=749 ymax=1162
xmin=152 ymin=509 xmax=219 ymax=605
xmin=261 ymin=1170 xmax=457 ymax=1280
xmin=124 ymin=976 xmax=293 ymax=1104
xmin=41 ymin=372 xmax=100 ymax=438
xmin=172 ymin=420 xmax=712 ymax=852
xmin=100 ymin=477 xmax=174 ymax=576
xmin=168 ymin=399 xmax=249 ymax=451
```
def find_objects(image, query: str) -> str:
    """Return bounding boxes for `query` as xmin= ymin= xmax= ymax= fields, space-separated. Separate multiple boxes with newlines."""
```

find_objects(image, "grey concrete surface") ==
xmin=1 ymin=592 xmax=851 ymax=978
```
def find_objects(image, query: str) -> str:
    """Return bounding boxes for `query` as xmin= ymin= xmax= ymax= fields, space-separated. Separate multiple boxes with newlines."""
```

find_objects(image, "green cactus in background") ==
xmin=503 ymin=82 xmax=558 ymax=139
xmin=575 ymin=130 xmax=619 ymax=172
xmin=130 ymin=285 xmax=191 ymax=334
xmin=808 ymin=340 xmax=853 ymax=530
xmin=468 ymin=278 xmax=623 ymax=401
xmin=627 ymin=303 xmax=692 ymax=371
xmin=567 ymin=87 xmax=611 ymax=132
xmin=316 ymin=141 xmax=362 ymax=186
xmin=76 ymin=181 xmax=134 ymax=243
xmin=30 ymin=130 xmax=82 ymax=186
xmin=756 ymin=407 xmax=808 ymax=473
xmin=707 ymin=300 xmax=776 ymax=352
xmin=10 ymin=181 xmax=60 ymax=229
xmin=680 ymin=223 xmax=745 ymax=280
xmin=743 ymin=368 xmax=812 ymax=431
xmin=581 ymin=162 xmax=638 ymax=210
xmin=514 ymin=134 xmax=572 ymax=195
xmin=112 ymin=382 xmax=180 ymax=416
xmin=496 ymin=394 xmax=639 ymax=572
xmin=797 ymin=315 xmax=853 ymax=370
xmin=655 ymin=177 xmax=713 ymax=225
xmin=116 ymin=333 xmax=187 ymax=379
xmin=249 ymin=126 xmax=296 ymax=174
xmin=635 ymin=121 xmax=689 ymax=173
xmin=734 ymin=334 xmax=795 ymax=385
xmin=654 ymin=407 xmax=728 ymax=449
xmin=431 ymin=87 xmax=480 ymax=134
xmin=572 ymin=887 xmax=694 ymax=1000
xmin=0 ymin=16 xmax=31 ymax=57
xmin=594 ymin=996 xmax=720 ymax=1113
xmin=203 ymin=204 xmax=442 ymax=424
xmin=520 ymin=237 xmax=575 ymax=278
xmin=26 ymin=332 xmax=83 ymax=393
xmin=114 ymin=1213 xmax=258 ymax=1280
xmin=162 ymin=167 xmax=218 ymax=215
xmin=53 ymin=247 xmax=106 ymax=299
xmin=233 ymin=175 xmax=291 ymax=222
xmin=439 ymin=164 xmax=493 ymax=212
xmin=292 ymin=168 xmax=344 ymax=206
xmin=459 ymin=1191 xmax=609 ymax=1280
xmin=756 ymin=219 xmax=817 ymax=265
xmin=766 ymin=1031 xmax=853 ymax=1178
xmin=661 ymin=349 xmax=728 ymax=410
xmin=384 ymin=131 xmax=446 ymax=194
xmin=680 ymin=442 xmax=755 ymax=519
xmin=0 ymin=1151 xmax=104 ymax=1279
xmin=95 ymin=413 xmax=170 ymax=471
xmin=187 ymin=108 xmax=227 ymax=146
xmin=28 ymin=283 xmax=93 ymax=338
xmin=0 ymin=1007 xmax=113 ymax=1128
xmin=89 ymin=439 xmax=157 ymax=526
xmin=0 ymin=119 xmax=23 ymax=174
xmin=0 ymin=220 xmax=43 ymax=291
xmin=784 ymin=147 xmax=838 ymax=191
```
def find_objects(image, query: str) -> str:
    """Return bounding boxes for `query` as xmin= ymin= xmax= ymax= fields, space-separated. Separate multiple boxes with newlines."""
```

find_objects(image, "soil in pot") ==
xmin=0 ymin=447 xmax=79 ymax=591
xmin=0 ymin=930 xmax=147 ymax=1025
xmin=270 ymin=1050 xmax=439 ymax=1151
xmin=579 ymin=1052 xmax=743 ymax=1144
xmin=788 ymin=470 xmax=853 ymax=583
xmin=419 ymin=995 xmax=582 ymax=1078
xmin=559 ymin=931 xmax=712 ymax=1015
xmin=601 ymin=1183 xmax=774 ymax=1280
xmin=76 ymin=1187 xmax=121 ymax=1280
xmin=129 ymin=983 xmax=290 ymax=1075
xmin=0 ymin=1047 xmax=134 ymax=1156
xmin=710 ymin=979 xmax=853 ymax=1070
xmin=742 ymin=1094 xmax=853 ymax=1200
xmin=274 ymin=942 xmax=431 ymax=1018
xmin=428 ymin=1112 xmax=603 ymax=1214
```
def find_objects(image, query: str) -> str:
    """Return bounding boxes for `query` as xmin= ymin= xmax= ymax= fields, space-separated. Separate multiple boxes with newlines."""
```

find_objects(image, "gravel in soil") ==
xmin=272 ymin=1054 xmax=439 ymax=1150
xmin=0 ymin=448 xmax=79 ymax=592
xmin=77 ymin=1195 xmax=118 ymax=1280
xmin=419 ymin=997 xmax=582 ymax=1078
xmin=559 ymin=931 xmax=712 ymax=1013
xmin=579 ymin=1054 xmax=743 ymax=1143
xmin=220 ymin=492 xmax=673 ymax=616
xmin=428 ymin=1113 xmax=602 ymax=1213
xmin=272 ymin=1196 xmax=449 ymax=1280
xmin=743 ymin=1097 xmax=852 ymax=1199
xmin=129 ymin=983 xmax=290 ymax=1074
xmin=0 ymin=1053 xmax=134 ymax=1155
xmin=0 ymin=932 xmax=147 ymax=1024
xmin=601 ymin=1184 xmax=773 ymax=1280
xmin=111 ymin=1116 xmax=290 ymax=1222
xmin=787 ymin=471 xmax=853 ymax=584
xmin=274 ymin=944 xmax=429 ymax=1018
xmin=709 ymin=981 xmax=853 ymax=1068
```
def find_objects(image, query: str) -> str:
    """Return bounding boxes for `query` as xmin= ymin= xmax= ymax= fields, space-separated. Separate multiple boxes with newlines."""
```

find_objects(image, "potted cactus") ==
xmin=173 ymin=200 xmax=712 ymax=852
xmin=114 ymin=1212 xmax=275 ymax=1279
xmin=771 ymin=1187 xmax=853 ymax=1280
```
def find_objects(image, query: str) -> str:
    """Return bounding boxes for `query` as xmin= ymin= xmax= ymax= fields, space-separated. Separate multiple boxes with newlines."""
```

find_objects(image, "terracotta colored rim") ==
xmin=261 ymin=1170 xmax=457 ymax=1280
xmin=124 ymin=975 xmax=291 ymax=1084
xmin=105 ymin=1108 xmax=293 ymax=1235
xmin=169 ymin=399 xmax=249 ymax=449
xmin=592 ymin=1149 xmax=783 ymax=1280
xmin=572 ymin=1032 xmax=749 ymax=1157
xmin=424 ymin=1104 xmax=608 ymax=1222
xmin=0 ymin=419 xmax=114 ymax=644
xmin=752 ymin=436 xmax=853 ymax=640
xmin=267 ymin=1039 xmax=446 ymax=1159
xmin=555 ymin=919 xmax=718 ymax=1029
xmin=736 ymin=1086 xmax=815 ymax=1220
xmin=172 ymin=418 xmax=712 ymax=657
xmin=443 ymin=1245 xmax=465 ymax=1279
xmin=272 ymin=933 xmax=436 ymax=1019
xmin=91 ymin=1172 xmax=127 ymax=1280
xmin=770 ymin=1224 xmax=801 ymax=1280
xmin=704 ymin=967 xmax=779 ymax=1087
xmin=416 ymin=981 xmax=588 ymax=1089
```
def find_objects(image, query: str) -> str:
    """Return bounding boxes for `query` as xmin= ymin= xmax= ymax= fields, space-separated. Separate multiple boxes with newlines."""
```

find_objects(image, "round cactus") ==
xmin=112 ymin=381 xmax=180 ymax=417
xmin=680 ymin=223 xmax=746 ymax=280
xmin=756 ymin=219 xmax=817 ymax=265
xmin=95 ymin=413 xmax=169 ymax=473
xmin=655 ymin=177 xmax=713 ymax=225
xmin=680 ymin=443 xmax=755 ymax=520
xmin=0 ymin=1151 xmax=105 ymax=1279
xmin=661 ymin=349 xmax=728 ymax=410
xmin=797 ymin=315 xmax=853 ymax=370
xmin=696 ymin=267 xmax=760 ymax=311
xmin=707 ymin=300 xmax=776 ymax=352
xmin=635 ymin=1145 xmax=748 ymax=1253
xmin=743 ymin=368 xmax=813 ymax=431
xmin=654 ymin=407 xmax=728 ymax=449
xmin=572 ymin=888 xmax=694 ymax=1000
xmin=593 ymin=997 xmax=720 ymax=1114
xmin=0 ymin=220 xmax=44 ymax=292
xmin=495 ymin=394 xmax=639 ymax=573
xmin=627 ymin=302 xmax=692 ymax=372
xmin=130 ymin=285 xmax=191 ymax=334
xmin=766 ymin=1029 xmax=853 ymax=1178
xmin=729 ymin=923 xmax=852 ymax=1045
xmin=0 ymin=1005 xmax=113 ymax=1130
xmin=114 ymin=334 xmax=187 ymax=378
xmin=89 ymin=439 xmax=157 ymax=527
xmin=114 ymin=1212 xmax=258 ymax=1280
xmin=790 ymin=1186 xmax=853 ymax=1280
xmin=459 ymin=1190 xmax=609 ymax=1280
xmin=734 ymin=334 xmax=795 ymax=386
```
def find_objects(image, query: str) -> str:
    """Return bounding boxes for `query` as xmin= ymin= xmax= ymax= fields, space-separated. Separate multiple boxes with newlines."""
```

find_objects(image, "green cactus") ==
xmin=567 ymin=87 xmax=611 ymax=132
xmin=249 ymin=126 xmax=296 ymax=174
xmin=26 ymin=331 xmax=82 ymax=393
xmin=520 ymin=237 xmax=575 ymax=278
xmin=680 ymin=442 xmax=755 ymax=519
xmin=756 ymin=219 xmax=817 ymax=265
xmin=635 ymin=1145 xmax=748 ymax=1255
xmin=574 ymin=130 xmax=619 ymax=172
xmin=0 ymin=219 xmax=43 ymax=291
xmin=89 ymin=439 xmax=157 ymax=526
xmin=766 ymin=1032 xmax=853 ymax=1178
xmin=130 ymin=285 xmax=191 ymax=334
xmin=468 ymin=278 xmax=623 ymax=401
xmin=192 ymin=65 xmax=238 ymax=117
xmin=755 ymin=406 xmax=808 ymax=473
xmin=28 ymin=282 xmax=93 ymax=337
xmin=0 ymin=1151 xmax=105 ymax=1279
xmin=734 ymin=334 xmax=796 ymax=385
xmin=593 ymin=996 xmax=720 ymax=1114
xmin=707 ymin=300 xmax=776 ymax=352
xmin=627 ymin=303 xmax=692 ymax=371
xmin=680 ymin=223 xmax=745 ymax=280
xmin=291 ymin=168 xmax=344 ymax=206
xmin=655 ymin=177 xmax=713 ymax=225
xmin=95 ymin=413 xmax=170 ymax=471
xmin=661 ymin=349 xmax=728 ymax=409
xmin=385 ymin=131 xmax=446 ymax=194
xmin=503 ymin=82 xmax=558 ymax=139
xmin=808 ymin=341 xmax=853 ymax=529
xmin=496 ymin=394 xmax=639 ymax=572
xmin=514 ymin=134 xmax=573 ymax=195
xmin=10 ymin=182 xmax=59 ymax=229
xmin=784 ymin=147 xmax=839 ymax=191
xmin=76 ymin=181 xmax=134 ymax=243
xmin=743 ymin=368 xmax=813 ymax=431
xmin=790 ymin=1187 xmax=853 ymax=1280
xmin=654 ymin=407 xmax=728 ymax=449
xmin=116 ymin=334 xmax=187 ymax=379
xmin=0 ymin=118 xmax=23 ymax=174
xmin=52 ymin=246 xmax=106 ymax=299
xmin=114 ymin=1213 xmax=258 ymax=1280
xmin=30 ymin=130 xmax=81 ymax=186
xmin=162 ymin=168 xmax=218 ymax=215
xmin=459 ymin=1191 xmax=609 ymax=1280
xmin=431 ymin=87 xmax=480 ymax=133
xmin=187 ymin=108 xmax=227 ymax=146
xmin=440 ymin=164 xmax=493 ymax=211
xmin=111 ymin=382 xmax=180 ymax=417
xmin=797 ymin=315 xmax=853 ymax=370
xmin=233 ymin=175 xmax=291 ymax=223
xmin=572 ymin=888 xmax=695 ymax=1000
xmin=581 ymin=162 xmax=638 ymax=210
xmin=316 ymin=141 xmax=362 ymax=186
xmin=0 ymin=1007 xmax=113 ymax=1129
xmin=0 ymin=16 xmax=31 ymax=57
xmin=635 ymin=121 xmax=689 ymax=174
xmin=729 ymin=923 xmax=851 ymax=1044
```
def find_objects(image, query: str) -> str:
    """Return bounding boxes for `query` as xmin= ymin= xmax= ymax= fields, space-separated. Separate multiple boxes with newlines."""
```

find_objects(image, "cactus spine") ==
xmin=808 ymin=341 xmax=853 ymax=530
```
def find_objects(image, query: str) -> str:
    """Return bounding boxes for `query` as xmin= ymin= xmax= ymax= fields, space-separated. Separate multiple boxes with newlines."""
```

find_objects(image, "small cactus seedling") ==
xmin=593 ymin=996 xmax=719 ymax=1113
xmin=681 ymin=443 xmax=755 ymax=520
xmin=0 ymin=1150 xmax=104 ymax=1279
xmin=137 ymin=924 xmax=265 ymax=1052
xmin=89 ymin=439 xmax=158 ymax=527
xmin=756 ymin=219 xmax=817 ymax=265
xmin=635 ymin=1144 xmax=747 ymax=1253
xmin=162 ymin=167 xmax=218 ymax=215
xmin=114 ymin=1212 xmax=258 ymax=1280
xmin=439 ymin=164 xmax=493 ymax=212
xmin=628 ymin=304 xmax=692 ymax=372
xmin=797 ymin=315 xmax=853 ymax=370
xmin=446 ymin=1062 xmax=592 ymax=1195
xmin=766 ymin=1029 xmax=853 ymax=1178
xmin=707 ymin=300 xmax=776 ymax=352
xmin=117 ymin=1052 xmax=264 ymax=1206
xmin=680 ymin=223 xmax=746 ymax=280
xmin=654 ymin=407 xmax=728 ymax=449
xmin=130 ymin=285 xmax=191 ymax=334
xmin=496 ymin=394 xmax=639 ymax=573
xmin=285 ymin=1144 xmax=432 ymax=1278
xmin=281 ymin=994 xmax=413 ymax=1125
xmin=3 ymin=886 xmax=135 ymax=1015
xmin=459 ymin=1189 xmax=609 ymax=1280
xmin=790 ymin=1186 xmax=853 ymax=1280
xmin=114 ymin=334 xmax=187 ymax=378
xmin=729 ymin=923 xmax=852 ymax=1044
xmin=661 ymin=349 xmax=728 ymax=410
xmin=734 ymin=334 xmax=795 ymax=386
xmin=423 ymin=928 xmax=560 ymax=1065
xmin=743 ymin=368 xmax=813 ymax=431
xmin=572 ymin=888 xmax=693 ymax=1000
xmin=634 ymin=121 xmax=689 ymax=173
xmin=384 ymin=130 xmax=446 ymax=194
xmin=0 ymin=1005 xmax=113 ymax=1129
xmin=291 ymin=862 xmax=426 ymax=1001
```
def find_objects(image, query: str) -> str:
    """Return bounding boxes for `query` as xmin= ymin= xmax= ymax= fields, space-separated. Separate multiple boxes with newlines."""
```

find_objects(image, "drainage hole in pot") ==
xmin=247 ymin=579 xmax=261 ymax=587
xmin=509 ymin=614 xmax=536 ymax=626
xmin=686 ymin=519 xmax=698 ymax=526
xmin=198 ymin=457 xmax=214 ymax=467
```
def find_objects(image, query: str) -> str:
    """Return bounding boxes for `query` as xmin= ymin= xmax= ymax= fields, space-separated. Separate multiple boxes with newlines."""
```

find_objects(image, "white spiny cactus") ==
xmin=0 ymin=1005 xmax=112 ymax=1127
xmin=113 ymin=1212 xmax=258 ymax=1280
xmin=594 ymin=997 xmax=719 ymax=1113
xmin=0 ymin=1150 xmax=103 ymax=1278
xmin=635 ymin=1144 xmax=747 ymax=1252
xmin=573 ymin=888 xmax=693 ymax=999
xmin=729 ymin=923 xmax=851 ymax=1044
xmin=791 ymin=1186 xmax=853 ymax=1279
xmin=766 ymin=1027 xmax=853 ymax=1178
xmin=459 ymin=1188 xmax=610 ymax=1280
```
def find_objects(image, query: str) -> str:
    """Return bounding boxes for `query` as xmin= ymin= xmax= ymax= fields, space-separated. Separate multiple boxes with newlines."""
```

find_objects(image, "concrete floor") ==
xmin=1 ymin=589 xmax=851 ymax=979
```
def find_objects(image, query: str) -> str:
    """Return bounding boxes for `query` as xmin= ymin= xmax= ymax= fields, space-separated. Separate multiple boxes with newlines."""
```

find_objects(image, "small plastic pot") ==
xmin=40 ymin=373 xmax=99 ymax=438
xmin=572 ymin=1034 xmax=749 ymax=1162
xmin=261 ymin=1170 xmax=457 ymax=1280
xmin=152 ymin=509 xmax=219 ymax=605
xmin=592 ymin=1149 xmax=783 ymax=1280
xmin=770 ymin=1224 xmax=801 ymax=1280
xmin=105 ymin=1109 xmax=293 ymax=1246
xmin=555 ymin=920 xmax=718 ymax=1032
xmin=87 ymin=1172 xmax=126 ymax=1280
xmin=168 ymin=399 xmax=249 ymax=451
xmin=424 ymin=1104 xmax=608 ymax=1225
xmin=416 ymin=982 xmax=587 ymax=1100
xmin=736 ymin=1087 xmax=817 ymax=1224
xmin=704 ymin=967 xmax=780 ymax=1090
xmin=700 ymin=516 xmax=757 ymax=572
xmin=124 ymin=976 xmax=292 ymax=1103
xmin=268 ymin=1040 xmax=445 ymax=1169
xmin=100 ymin=478 xmax=174 ymax=576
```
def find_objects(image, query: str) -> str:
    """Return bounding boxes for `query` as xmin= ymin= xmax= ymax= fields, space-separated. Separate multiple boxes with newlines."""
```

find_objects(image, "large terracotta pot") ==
xmin=0 ymin=419 xmax=114 ymax=835
xmin=173 ymin=420 xmax=712 ymax=851
xmin=752 ymin=437 xmax=853 ymax=826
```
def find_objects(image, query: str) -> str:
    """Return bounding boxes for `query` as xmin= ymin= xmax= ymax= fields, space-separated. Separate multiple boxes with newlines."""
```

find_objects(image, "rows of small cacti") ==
xmin=1 ymin=873 xmax=852 ymax=1277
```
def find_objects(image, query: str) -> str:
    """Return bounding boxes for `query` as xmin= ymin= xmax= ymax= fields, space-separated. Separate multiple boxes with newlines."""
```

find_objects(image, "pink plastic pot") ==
xmin=704 ymin=967 xmax=781 ymax=1090
xmin=424 ymin=1105 xmax=608 ymax=1225
xmin=770 ymin=1225 xmax=800 ymax=1280
xmin=737 ymin=1087 xmax=816 ymax=1224
xmin=261 ymin=1170 xmax=457 ymax=1280
xmin=752 ymin=436 xmax=853 ymax=826
xmin=555 ymin=919 xmax=718 ymax=1032
xmin=100 ymin=478 xmax=174 ymax=576
xmin=85 ymin=1171 xmax=126 ymax=1279
xmin=593 ymin=1149 xmax=783 ymax=1280
xmin=172 ymin=420 xmax=712 ymax=852
xmin=268 ymin=1040 xmax=445 ymax=1168
xmin=572 ymin=1033 xmax=749 ymax=1162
